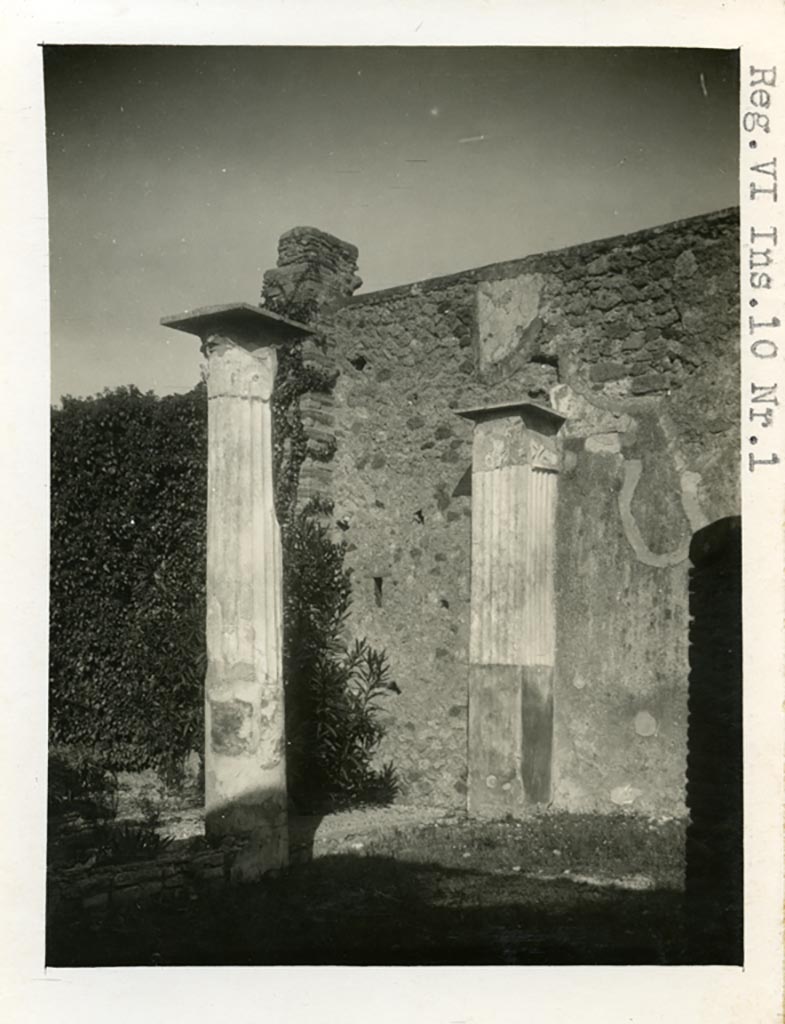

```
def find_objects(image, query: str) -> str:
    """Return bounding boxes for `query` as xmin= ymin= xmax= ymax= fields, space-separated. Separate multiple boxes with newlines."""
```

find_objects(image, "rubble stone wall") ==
xmin=288 ymin=209 xmax=740 ymax=815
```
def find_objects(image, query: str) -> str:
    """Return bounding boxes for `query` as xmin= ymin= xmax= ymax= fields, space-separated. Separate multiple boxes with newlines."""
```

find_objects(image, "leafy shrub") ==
xmin=48 ymin=743 xmax=177 ymax=869
xmin=308 ymin=641 xmax=401 ymax=808
xmin=283 ymin=500 xmax=400 ymax=811
xmin=95 ymin=822 xmax=173 ymax=866
xmin=48 ymin=743 xmax=119 ymax=822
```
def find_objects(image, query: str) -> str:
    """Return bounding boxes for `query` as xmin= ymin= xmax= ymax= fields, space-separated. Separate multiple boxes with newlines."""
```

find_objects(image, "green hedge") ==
xmin=50 ymin=383 xmax=208 ymax=777
xmin=50 ymin=365 xmax=399 ymax=806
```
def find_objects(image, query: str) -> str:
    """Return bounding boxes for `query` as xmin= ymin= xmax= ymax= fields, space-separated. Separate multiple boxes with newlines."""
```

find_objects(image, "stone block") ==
xmin=653 ymin=308 xmax=680 ymax=329
xmin=112 ymin=864 xmax=163 ymax=887
xmin=586 ymin=253 xmax=611 ymax=275
xmin=589 ymin=361 xmax=626 ymax=383
xmin=137 ymin=879 xmax=165 ymax=898
xmin=112 ymin=884 xmax=142 ymax=905
xmin=303 ymin=424 xmax=335 ymax=446
xmin=674 ymin=249 xmax=698 ymax=279
xmin=593 ymin=288 xmax=622 ymax=311
xmin=605 ymin=321 xmax=631 ymax=340
xmin=198 ymin=861 xmax=226 ymax=878
xmin=82 ymin=890 xmax=109 ymax=912
xmin=631 ymin=373 xmax=669 ymax=395
xmin=621 ymin=332 xmax=646 ymax=351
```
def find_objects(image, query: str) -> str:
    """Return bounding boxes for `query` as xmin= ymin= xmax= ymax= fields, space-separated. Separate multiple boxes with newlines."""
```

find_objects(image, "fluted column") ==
xmin=458 ymin=401 xmax=565 ymax=818
xmin=162 ymin=303 xmax=312 ymax=879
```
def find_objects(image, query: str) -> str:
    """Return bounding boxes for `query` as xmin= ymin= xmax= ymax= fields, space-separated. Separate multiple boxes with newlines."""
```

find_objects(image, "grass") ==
xmin=371 ymin=812 xmax=686 ymax=886
xmin=47 ymin=811 xmax=689 ymax=966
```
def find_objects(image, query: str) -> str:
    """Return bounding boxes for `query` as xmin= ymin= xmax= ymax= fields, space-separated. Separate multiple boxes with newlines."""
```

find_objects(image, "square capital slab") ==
xmin=455 ymin=399 xmax=566 ymax=437
xmin=160 ymin=302 xmax=313 ymax=346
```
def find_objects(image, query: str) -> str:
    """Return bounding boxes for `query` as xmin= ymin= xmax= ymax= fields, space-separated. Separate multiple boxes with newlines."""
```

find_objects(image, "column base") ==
xmin=206 ymin=797 xmax=288 ymax=881
xmin=229 ymin=826 xmax=289 ymax=882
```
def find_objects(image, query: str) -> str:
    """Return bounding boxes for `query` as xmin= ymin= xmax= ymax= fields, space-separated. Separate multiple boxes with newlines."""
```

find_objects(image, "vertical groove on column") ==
xmin=490 ymin=467 xmax=501 ymax=662
xmin=487 ymin=466 xmax=497 ymax=662
xmin=234 ymin=391 xmax=246 ymax=669
xmin=528 ymin=469 xmax=541 ymax=665
xmin=535 ymin=470 xmax=556 ymax=664
xmin=547 ymin=470 xmax=557 ymax=656
xmin=471 ymin=461 xmax=559 ymax=667
xmin=206 ymin=390 xmax=218 ymax=779
xmin=240 ymin=386 xmax=254 ymax=668
xmin=223 ymin=396 xmax=234 ymax=668
xmin=528 ymin=468 xmax=539 ymax=664
xmin=249 ymin=393 xmax=263 ymax=677
xmin=471 ymin=470 xmax=482 ymax=663
xmin=476 ymin=468 xmax=485 ymax=663
xmin=252 ymin=394 xmax=266 ymax=678
xmin=271 ymin=394 xmax=283 ymax=687
xmin=513 ymin=464 xmax=526 ymax=665
xmin=478 ymin=467 xmax=486 ymax=664
xmin=206 ymin=395 xmax=216 ymax=647
xmin=260 ymin=399 xmax=278 ymax=681
xmin=503 ymin=467 xmax=512 ymax=663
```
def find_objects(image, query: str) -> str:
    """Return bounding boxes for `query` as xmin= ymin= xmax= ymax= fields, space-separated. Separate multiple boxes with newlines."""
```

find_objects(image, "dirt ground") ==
xmin=48 ymin=809 xmax=690 ymax=966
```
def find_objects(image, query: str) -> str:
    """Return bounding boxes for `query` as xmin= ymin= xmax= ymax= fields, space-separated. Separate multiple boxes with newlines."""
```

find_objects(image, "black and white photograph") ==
xmin=2 ymin=2 xmax=784 ymax=1022
xmin=43 ymin=42 xmax=743 ymax=966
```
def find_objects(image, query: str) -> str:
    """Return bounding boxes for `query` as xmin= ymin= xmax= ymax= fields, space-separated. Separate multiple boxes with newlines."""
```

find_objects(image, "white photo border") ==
xmin=2 ymin=3 xmax=783 ymax=1022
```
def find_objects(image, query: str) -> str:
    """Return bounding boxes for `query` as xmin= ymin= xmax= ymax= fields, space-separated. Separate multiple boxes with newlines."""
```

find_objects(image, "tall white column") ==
xmin=458 ymin=401 xmax=565 ymax=818
xmin=162 ymin=303 xmax=312 ymax=880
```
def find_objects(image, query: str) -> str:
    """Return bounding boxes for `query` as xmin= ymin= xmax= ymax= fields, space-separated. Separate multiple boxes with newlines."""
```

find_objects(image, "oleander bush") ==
xmin=283 ymin=498 xmax=400 ymax=810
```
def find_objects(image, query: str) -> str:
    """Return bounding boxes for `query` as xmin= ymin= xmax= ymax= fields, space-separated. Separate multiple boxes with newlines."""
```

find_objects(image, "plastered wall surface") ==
xmin=276 ymin=208 xmax=739 ymax=816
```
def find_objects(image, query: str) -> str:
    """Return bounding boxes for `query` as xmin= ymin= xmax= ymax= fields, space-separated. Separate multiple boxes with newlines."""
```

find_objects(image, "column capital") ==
xmin=455 ymin=399 xmax=566 ymax=437
xmin=458 ymin=400 xmax=566 ymax=473
xmin=161 ymin=301 xmax=313 ymax=353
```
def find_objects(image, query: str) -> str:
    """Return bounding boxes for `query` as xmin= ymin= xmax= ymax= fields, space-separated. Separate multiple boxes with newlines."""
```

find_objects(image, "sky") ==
xmin=44 ymin=46 xmax=739 ymax=404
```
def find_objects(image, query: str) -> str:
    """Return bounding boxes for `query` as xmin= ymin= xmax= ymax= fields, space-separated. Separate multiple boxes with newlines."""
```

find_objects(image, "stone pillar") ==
xmin=457 ymin=400 xmax=566 ymax=818
xmin=161 ymin=302 xmax=312 ymax=880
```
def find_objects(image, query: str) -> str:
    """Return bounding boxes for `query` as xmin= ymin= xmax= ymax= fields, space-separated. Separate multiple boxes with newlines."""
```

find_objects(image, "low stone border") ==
xmin=47 ymin=835 xmax=244 ymax=918
xmin=48 ymin=805 xmax=461 ymax=920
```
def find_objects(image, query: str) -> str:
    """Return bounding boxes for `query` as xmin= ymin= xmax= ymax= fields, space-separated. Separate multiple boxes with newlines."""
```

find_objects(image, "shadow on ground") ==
xmin=47 ymin=850 xmax=688 ymax=967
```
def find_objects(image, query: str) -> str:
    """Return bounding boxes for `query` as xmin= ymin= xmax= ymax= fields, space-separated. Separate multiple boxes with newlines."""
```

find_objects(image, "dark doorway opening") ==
xmin=685 ymin=515 xmax=743 ymax=964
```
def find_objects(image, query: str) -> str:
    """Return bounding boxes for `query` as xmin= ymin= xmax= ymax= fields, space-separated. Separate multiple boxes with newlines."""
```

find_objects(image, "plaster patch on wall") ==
xmin=610 ymin=784 xmax=642 ymax=806
xmin=634 ymin=711 xmax=658 ymax=737
xmin=585 ymin=432 xmax=621 ymax=454
xmin=477 ymin=274 xmax=545 ymax=372
xmin=679 ymin=470 xmax=710 ymax=532
xmin=549 ymin=382 xmax=633 ymax=439
xmin=210 ymin=699 xmax=254 ymax=756
xmin=618 ymin=459 xmax=699 ymax=567
xmin=674 ymin=249 xmax=698 ymax=279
